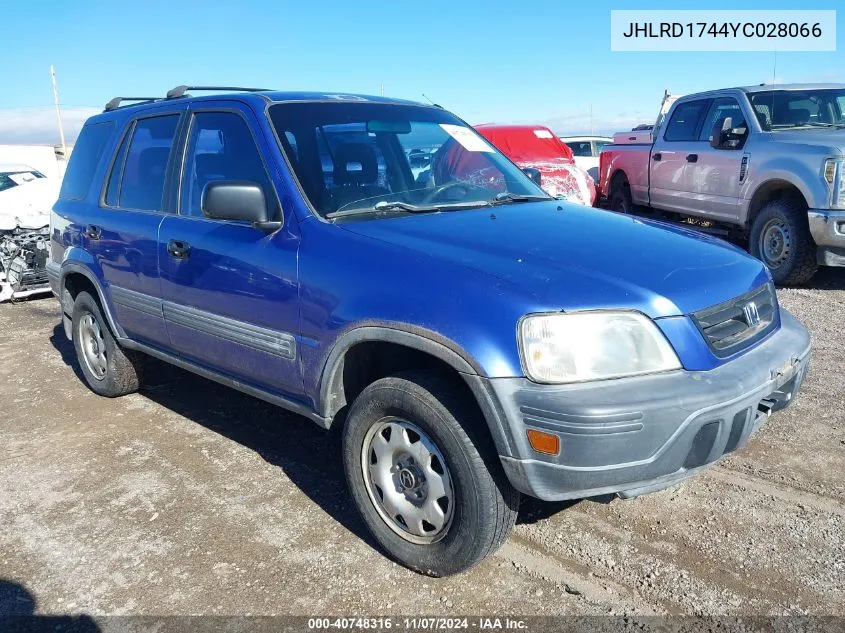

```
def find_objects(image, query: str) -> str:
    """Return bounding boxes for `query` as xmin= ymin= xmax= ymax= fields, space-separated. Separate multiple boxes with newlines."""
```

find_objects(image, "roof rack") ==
xmin=166 ymin=85 xmax=270 ymax=99
xmin=104 ymin=97 xmax=160 ymax=112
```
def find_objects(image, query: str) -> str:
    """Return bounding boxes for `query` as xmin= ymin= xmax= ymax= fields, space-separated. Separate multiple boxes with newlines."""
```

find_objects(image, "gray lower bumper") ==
xmin=808 ymin=209 xmax=845 ymax=265
xmin=488 ymin=309 xmax=811 ymax=501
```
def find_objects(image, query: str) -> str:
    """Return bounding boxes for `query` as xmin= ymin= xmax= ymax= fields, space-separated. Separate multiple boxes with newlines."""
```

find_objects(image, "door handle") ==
xmin=686 ymin=153 xmax=699 ymax=163
xmin=85 ymin=225 xmax=101 ymax=240
xmin=652 ymin=153 xmax=662 ymax=161
xmin=167 ymin=239 xmax=191 ymax=259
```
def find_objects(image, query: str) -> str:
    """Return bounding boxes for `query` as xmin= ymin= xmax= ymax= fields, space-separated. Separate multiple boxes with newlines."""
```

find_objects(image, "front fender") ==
xmin=316 ymin=323 xmax=518 ymax=456
xmin=742 ymin=160 xmax=827 ymax=216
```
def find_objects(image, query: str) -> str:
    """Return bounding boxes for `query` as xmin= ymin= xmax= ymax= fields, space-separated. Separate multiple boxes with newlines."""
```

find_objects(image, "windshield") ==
xmin=268 ymin=102 xmax=548 ymax=219
xmin=749 ymin=89 xmax=845 ymax=130
xmin=0 ymin=169 xmax=45 ymax=193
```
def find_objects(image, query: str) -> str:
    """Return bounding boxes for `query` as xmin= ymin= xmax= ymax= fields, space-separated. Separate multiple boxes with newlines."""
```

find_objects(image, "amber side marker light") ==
xmin=527 ymin=429 xmax=560 ymax=456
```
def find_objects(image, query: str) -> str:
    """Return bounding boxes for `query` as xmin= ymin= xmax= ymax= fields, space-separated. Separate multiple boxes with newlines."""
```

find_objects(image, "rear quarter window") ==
xmin=59 ymin=121 xmax=115 ymax=200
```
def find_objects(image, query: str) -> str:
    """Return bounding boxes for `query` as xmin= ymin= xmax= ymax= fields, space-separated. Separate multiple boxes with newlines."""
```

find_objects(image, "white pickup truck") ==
xmin=598 ymin=84 xmax=845 ymax=285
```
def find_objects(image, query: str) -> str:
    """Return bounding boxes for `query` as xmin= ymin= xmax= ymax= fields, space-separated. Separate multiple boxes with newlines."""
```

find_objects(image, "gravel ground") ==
xmin=0 ymin=271 xmax=843 ymax=620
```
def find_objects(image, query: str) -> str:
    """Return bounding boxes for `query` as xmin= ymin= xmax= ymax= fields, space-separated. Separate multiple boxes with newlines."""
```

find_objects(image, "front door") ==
xmin=157 ymin=103 xmax=302 ymax=397
xmin=94 ymin=112 xmax=184 ymax=348
xmin=684 ymin=97 xmax=748 ymax=221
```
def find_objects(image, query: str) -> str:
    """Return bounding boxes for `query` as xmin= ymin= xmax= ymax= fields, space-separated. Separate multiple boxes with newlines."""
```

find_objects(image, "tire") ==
xmin=749 ymin=199 xmax=818 ymax=286
xmin=342 ymin=371 xmax=519 ymax=576
xmin=72 ymin=290 xmax=144 ymax=397
xmin=610 ymin=182 xmax=633 ymax=214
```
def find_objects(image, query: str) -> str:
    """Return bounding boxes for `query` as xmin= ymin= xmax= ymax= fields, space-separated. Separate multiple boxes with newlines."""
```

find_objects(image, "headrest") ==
xmin=334 ymin=143 xmax=378 ymax=185
xmin=787 ymin=108 xmax=811 ymax=125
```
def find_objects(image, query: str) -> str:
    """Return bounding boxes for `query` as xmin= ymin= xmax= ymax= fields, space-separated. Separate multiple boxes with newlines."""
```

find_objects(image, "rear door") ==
xmin=91 ymin=110 xmax=185 ymax=347
xmin=650 ymin=99 xmax=710 ymax=213
xmin=157 ymin=102 xmax=302 ymax=397
xmin=684 ymin=97 xmax=749 ymax=221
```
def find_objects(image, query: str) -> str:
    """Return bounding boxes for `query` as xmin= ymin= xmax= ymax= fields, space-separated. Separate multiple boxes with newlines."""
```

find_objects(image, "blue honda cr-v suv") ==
xmin=48 ymin=86 xmax=811 ymax=576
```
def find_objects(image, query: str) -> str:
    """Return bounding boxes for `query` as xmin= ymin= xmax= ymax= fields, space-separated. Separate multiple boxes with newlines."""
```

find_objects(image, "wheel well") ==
xmin=609 ymin=169 xmax=629 ymax=194
xmin=62 ymin=272 xmax=98 ymax=308
xmin=747 ymin=180 xmax=807 ymax=227
xmin=328 ymin=341 xmax=481 ymax=426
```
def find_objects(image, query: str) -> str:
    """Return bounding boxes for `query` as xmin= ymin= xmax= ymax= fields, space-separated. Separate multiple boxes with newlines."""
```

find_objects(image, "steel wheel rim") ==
xmin=361 ymin=417 xmax=454 ymax=544
xmin=79 ymin=313 xmax=107 ymax=381
xmin=761 ymin=219 xmax=791 ymax=268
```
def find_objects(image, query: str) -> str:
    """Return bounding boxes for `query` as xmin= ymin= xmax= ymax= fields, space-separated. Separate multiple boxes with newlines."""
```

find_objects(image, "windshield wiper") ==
xmin=325 ymin=199 xmax=489 ymax=220
xmin=490 ymin=193 xmax=551 ymax=206
xmin=771 ymin=122 xmax=845 ymax=130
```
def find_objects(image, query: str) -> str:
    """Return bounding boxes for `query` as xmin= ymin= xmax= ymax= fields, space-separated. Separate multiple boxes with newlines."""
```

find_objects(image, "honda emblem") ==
xmin=742 ymin=301 xmax=760 ymax=327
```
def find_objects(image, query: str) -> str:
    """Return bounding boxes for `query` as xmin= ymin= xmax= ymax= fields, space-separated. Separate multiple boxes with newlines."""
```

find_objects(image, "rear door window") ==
xmin=59 ymin=122 xmax=115 ymax=200
xmin=663 ymin=100 xmax=710 ymax=142
xmin=115 ymin=115 xmax=180 ymax=211
xmin=104 ymin=124 xmax=133 ymax=207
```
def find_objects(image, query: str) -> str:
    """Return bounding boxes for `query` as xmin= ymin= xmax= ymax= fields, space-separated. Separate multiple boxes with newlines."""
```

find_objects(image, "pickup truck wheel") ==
xmin=72 ymin=290 xmax=144 ymax=397
xmin=610 ymin=186 xmax=633 ymax=214
xmin=342 ymin=371 xmax=519 ymax=576
xmin=749 ymin=200 xmax=818 ymax=285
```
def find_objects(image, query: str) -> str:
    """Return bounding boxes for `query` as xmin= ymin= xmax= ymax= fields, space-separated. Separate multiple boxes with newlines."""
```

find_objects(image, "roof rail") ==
xmin=166 ymin=85 xmax=270 ymax=100
xmin=104 ymin=97 xmax=160 ymax=112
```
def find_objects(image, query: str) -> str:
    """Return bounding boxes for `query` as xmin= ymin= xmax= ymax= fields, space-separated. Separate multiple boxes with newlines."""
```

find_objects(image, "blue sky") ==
xmin=1 ymin=0 xmax=843 ymax=144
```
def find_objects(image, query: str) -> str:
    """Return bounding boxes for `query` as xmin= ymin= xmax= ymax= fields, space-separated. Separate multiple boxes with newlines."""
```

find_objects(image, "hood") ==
xmin=0 ymin=178 xmax=56 ymax=230
xmin=514 ymin=158 xmax=595 ymax=206
xmin=339 ymin=202 xmax=769 ymax=318
xmin=766 ymin=129 xmax=845 ymax=154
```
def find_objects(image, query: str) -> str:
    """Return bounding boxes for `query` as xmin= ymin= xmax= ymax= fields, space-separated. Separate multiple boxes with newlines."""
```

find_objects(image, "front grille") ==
xmin=691 ymin=283 xmax=777 ymax=357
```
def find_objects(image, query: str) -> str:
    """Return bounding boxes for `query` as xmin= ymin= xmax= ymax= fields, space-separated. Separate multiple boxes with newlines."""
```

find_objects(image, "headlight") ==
xmin=823 ymin=159 xmax=845 ymax=209
xmin=519 ymin=311 xmax=681 ymax=384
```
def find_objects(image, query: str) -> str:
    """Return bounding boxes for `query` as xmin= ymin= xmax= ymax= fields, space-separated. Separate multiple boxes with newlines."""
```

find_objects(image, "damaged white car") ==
xmin=0 ymin=164 xmax=54 ymax=302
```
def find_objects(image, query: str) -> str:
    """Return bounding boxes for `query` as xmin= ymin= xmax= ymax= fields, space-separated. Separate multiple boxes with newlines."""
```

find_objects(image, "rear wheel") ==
xmin=749 ymin=199 xmax=818 ymax=285
xmin=342 ymin=371 xmax=519 ymax=576
xmin=610 ymin=182 xmax=633 ymax=214
xmin=72 ymin=290 xmax=144 ymax=397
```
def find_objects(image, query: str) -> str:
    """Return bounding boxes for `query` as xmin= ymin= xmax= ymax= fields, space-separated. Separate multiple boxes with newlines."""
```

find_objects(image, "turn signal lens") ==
xmin=527 ymin=429 xmax=560 ymax=455
xmin=824 ymin=159 xmax=838 ymax=184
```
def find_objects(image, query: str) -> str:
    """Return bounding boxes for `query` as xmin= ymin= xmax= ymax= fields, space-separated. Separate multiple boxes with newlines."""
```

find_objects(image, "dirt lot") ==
xmin=0 ymin=272 xmax=843 ymax=619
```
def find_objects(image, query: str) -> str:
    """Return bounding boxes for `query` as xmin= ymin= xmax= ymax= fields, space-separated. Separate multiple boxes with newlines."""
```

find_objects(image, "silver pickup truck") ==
xmin=599 ymin=83 xmax=845 ymax=285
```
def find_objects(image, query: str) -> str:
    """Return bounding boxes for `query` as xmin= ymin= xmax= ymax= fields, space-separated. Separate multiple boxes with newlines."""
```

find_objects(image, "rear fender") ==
xmin=57 ymin=248 xmax=124 ymax=340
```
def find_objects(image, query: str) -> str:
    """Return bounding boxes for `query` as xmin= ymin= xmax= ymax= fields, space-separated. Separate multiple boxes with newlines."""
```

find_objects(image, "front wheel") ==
xmin=342 ymin=372 xmax=519 ymax=576
xmin=749 ymin=199 xmax=818 ymax=285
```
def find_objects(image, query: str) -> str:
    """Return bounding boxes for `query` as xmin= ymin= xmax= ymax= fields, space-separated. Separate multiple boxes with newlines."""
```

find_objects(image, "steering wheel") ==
xmin=421 ymin=181 xmax=486 ymax=204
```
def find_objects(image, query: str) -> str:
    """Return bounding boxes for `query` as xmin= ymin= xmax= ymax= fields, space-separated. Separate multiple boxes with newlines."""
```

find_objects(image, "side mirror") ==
xmin=202 ymin=181 xmax=280 ymax=231
xmin=522 ymin=167 xmax=542 ymax=187
xmin=710 ymin=117 xmax=746 ymax=150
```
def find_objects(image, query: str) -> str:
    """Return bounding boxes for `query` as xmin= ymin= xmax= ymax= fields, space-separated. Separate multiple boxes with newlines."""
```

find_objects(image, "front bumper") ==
xmin=808 ymin=209 xmax=845 ymax=265
xmin=488 ymin=309 xmax=811 ymax=501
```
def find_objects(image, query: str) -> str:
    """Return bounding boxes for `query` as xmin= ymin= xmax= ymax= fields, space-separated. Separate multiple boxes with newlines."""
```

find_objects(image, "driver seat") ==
xmin=330 ymin=143 xmax=389 ymax=210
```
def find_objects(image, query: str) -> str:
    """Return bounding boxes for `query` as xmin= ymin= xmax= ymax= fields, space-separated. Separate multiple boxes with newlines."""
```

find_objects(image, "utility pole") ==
xmin=380 ymin=81 xmax=384 ymax=97
xmin=50 ymin=65 xmax=67 ymax=157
